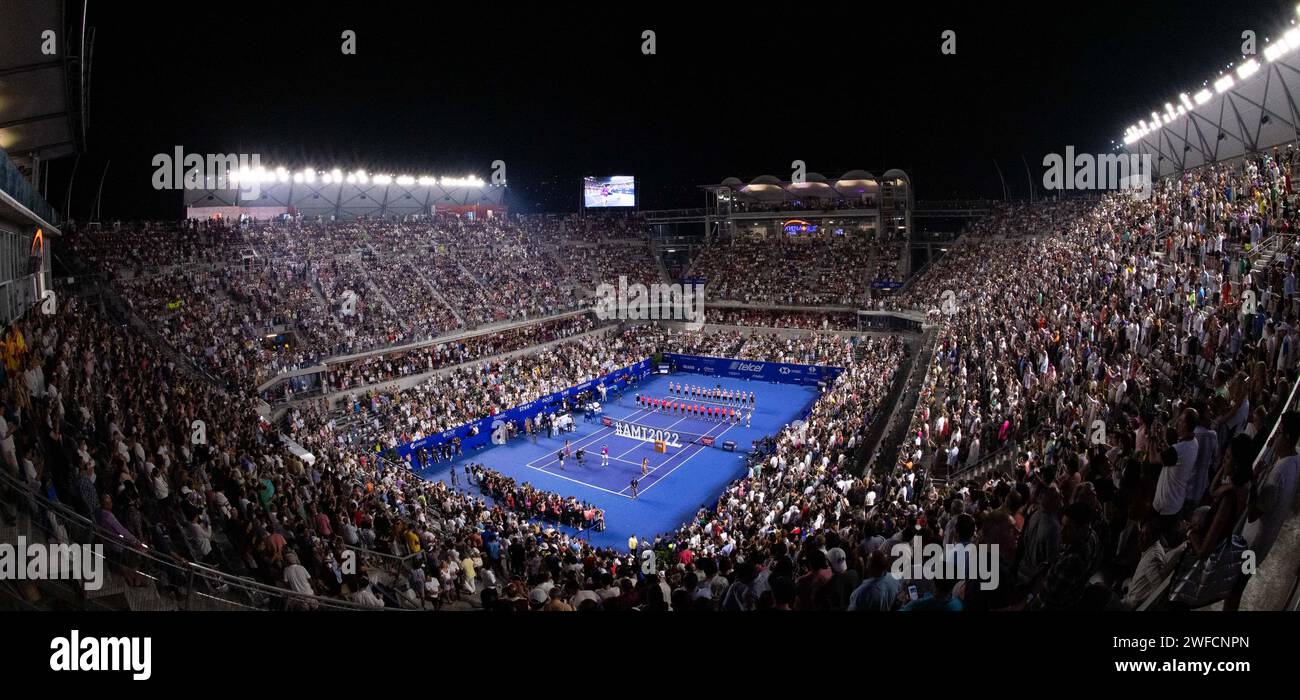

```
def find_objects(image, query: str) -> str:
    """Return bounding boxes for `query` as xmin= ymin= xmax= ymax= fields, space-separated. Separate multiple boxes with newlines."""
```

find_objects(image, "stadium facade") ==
xmin=645 ymin=169 xmax=914 ymax=280
xmin=702 ymin=169 xmax=912 ymax=239
xmin=0 ymin=0 xmax=86 ymax=324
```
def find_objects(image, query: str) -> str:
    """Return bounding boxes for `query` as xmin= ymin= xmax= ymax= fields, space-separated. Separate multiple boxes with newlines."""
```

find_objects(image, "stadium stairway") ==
xmin=869 ymin=329 xmax=937 ymax=478
xmin=654 ymin=247 xmax=672 ymax=285
xmin=362 ymin=265 xmax=406 ymax=324
xmin=305 ymin=264 xmax=333 ymax=311
xmin=455 ymin=256 xmax=490 ymax=291
xmin=412 ymin=264 xmax=468 ymax=327
xmin=917 ymin=335 xmax=963 ymax=483
xmin=55 ymin=243 xmax=222 ymax=388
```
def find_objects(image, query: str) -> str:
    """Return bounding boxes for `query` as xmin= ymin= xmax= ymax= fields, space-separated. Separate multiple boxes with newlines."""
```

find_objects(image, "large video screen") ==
xmin=583 ymin=175 xmax=636 ymax=208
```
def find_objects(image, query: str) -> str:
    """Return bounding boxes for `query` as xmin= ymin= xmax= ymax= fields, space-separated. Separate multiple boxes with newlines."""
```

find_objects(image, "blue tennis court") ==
xmin=524 ymin=401 xmax=744 ymax=497
xmin=412 ymin=371 xmax=820 ymax=548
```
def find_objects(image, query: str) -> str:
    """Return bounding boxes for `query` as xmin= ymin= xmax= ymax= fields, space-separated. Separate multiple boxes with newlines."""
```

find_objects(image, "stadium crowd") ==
xmin=684 ymin=231 xmax=899 ymax=306
xmin=323 ymin=315 xmax=597 ymax=392
xmin=296 ymin=324 xmax=866 ymax=457
xmin=19 ymin=150 xmax=1300 ymax=610
xmin=68 ymin=214 xmax=661 ymax=385
xmin=705 ymin=309 xmax=859 ymax=330
xmin=872 ymin=150 xmax=1300 ymax=609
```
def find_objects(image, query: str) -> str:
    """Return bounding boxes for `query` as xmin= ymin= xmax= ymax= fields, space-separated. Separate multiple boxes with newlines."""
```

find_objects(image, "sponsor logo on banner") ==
xmin=392 ymin=358 xmax=655 ymax=459
xmin=665 ymin=354 xmax=843 ymax=387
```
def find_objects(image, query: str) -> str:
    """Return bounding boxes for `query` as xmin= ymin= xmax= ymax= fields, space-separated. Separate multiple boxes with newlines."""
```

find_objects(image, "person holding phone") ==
xmin=900 ymin=577 xmax=963 ymax=611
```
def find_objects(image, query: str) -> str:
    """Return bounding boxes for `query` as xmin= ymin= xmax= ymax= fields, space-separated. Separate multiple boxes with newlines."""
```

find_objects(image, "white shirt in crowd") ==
xmin=1242 ymin=454 xmax=1300 ymax=562
xmin=283 ymin=563 xmax=314 ymax=596
xmin=1153 ymin=439 xmax=1198 ymax=516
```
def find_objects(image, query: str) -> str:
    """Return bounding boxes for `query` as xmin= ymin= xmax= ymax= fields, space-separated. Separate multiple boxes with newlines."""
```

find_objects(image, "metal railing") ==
xmin=0 ymin=466 xmax=402 ymax=611
xmin=0 ymin=147 xmax=58 ymax=226
xmin=1240 ymin=367 xmax=1300 ymax=610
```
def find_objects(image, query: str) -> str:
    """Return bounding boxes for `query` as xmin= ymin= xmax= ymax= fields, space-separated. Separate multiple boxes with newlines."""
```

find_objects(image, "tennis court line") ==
xmin=524 ymin=404 xmax=685 ymax=472
xmin=522 ymin=462 xmax=633 ymax=499
xmin=620 ymin=440 xmax=706 ymax=494
xmin=612 ymin=413 xmax=691 ymax=460
xmin=617 ymin=415 xmax=734 ymax=495
xmin=524 ymin=406 xmax=654 ymax=468
xmin=523 ymin=402 xmax=725 ymax=495
xmin=633 ymin=420 xmax=742 ymax=498
xmin=528 ymin=453 xmax=645 ymax=470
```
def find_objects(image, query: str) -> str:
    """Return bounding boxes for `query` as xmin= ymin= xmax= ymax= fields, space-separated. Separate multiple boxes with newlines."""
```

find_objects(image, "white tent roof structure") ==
xmin=184 ymin=173 xmax=505 ymax=219
xmin=705 ymin=170 xmax=901 ymax=202
xmin=1122 ymin=10 xmax=1300 ymax=177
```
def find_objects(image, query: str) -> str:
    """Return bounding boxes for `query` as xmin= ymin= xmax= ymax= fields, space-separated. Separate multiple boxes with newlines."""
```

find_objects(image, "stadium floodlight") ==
xmin=1265 ymin=40 xmax=1290 ymax=62
xmin=417 ymin=176 xmax=437 ymax=186
xmin=373 ymin=174 xmax=393 ymax=185
xmin=322 ymin=174 xmax=333 ymax=184
xmin=439 ymin=175 xmax=486 ymax=188
xmin=1288 ymin=28 xmax=1300 ymax=46
xmin=1237 ymin=59 xmax=1260 ymax=79
xmin=1194 ymin=88 xmax=1213 ymax=104
xmin=396 ymin=175 xmax=415 ymax=186
xmin=1215 ymin=75 xmax=1235 ymax=93
xmin=331 ymin=168 xmax=343 ymax=182
xmin=292 ymin=173 xmax=304 ymax=184
xmin=304 ymin=169 xmax=315 ymax=183
xmin=1178 ymin=93 xmax=1193 ymax=110
xmin=345 ymin=174 xmax=356 ymax=184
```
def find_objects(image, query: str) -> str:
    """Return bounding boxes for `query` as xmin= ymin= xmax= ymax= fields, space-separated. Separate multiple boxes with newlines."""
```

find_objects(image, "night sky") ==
xmin=36 ymin=0 xmax=1297 ymax=218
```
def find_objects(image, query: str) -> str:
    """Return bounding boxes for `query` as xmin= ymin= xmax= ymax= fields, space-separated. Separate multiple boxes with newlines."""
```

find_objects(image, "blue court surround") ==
xmin=412 ymin=372 xmax=820 ymax=548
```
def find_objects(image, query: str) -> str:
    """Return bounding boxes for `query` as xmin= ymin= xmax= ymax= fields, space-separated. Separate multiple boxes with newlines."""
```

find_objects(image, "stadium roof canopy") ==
xmin=1121 ymin=8 xmax=1300 ymax=178
xmin=184 ymin=168 xmax=506 ymax=220
xmin=0 ymin=0 xmax=90 ymax=167
xmin=704 ymin=170 xmax=909 ymax=202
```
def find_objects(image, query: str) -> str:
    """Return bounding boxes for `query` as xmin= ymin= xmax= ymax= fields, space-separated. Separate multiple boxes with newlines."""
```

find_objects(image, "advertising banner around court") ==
xmin=390 ymin=358 xmax=655 ymax=461
xmin=662 ymin=353 xmax=843 ymax=386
